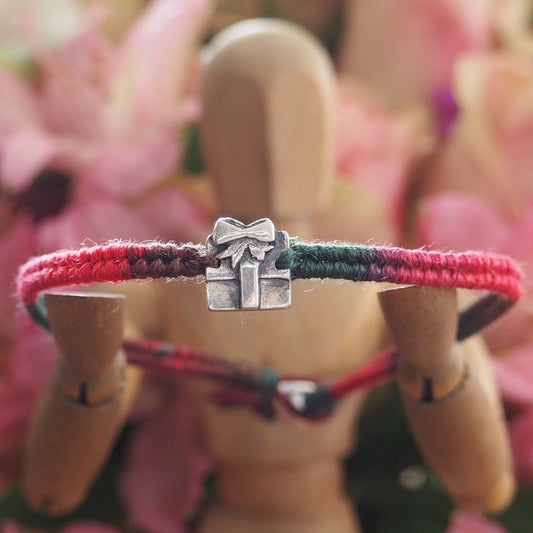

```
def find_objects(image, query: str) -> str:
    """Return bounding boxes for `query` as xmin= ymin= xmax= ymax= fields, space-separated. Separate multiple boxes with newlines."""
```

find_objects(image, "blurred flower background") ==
xmin=1 ymin=0 xmax=533 ymax=532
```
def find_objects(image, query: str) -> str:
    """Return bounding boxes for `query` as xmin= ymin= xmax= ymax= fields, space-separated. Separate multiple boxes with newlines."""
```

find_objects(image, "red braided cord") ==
xmin=376 ymin=250 xmax=521 ymax=301
xmin=16 ymin=239 xmax=524 ymax=419
xmin=328 ymin=348 xmax=397 ymax=399
xmin=18 ymin=241 xmax=215 ymax=306
xmin=123 ymin=339 xmax=259 ymax=386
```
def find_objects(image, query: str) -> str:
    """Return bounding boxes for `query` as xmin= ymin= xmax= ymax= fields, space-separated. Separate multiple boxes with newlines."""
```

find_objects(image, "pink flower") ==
xmin=0 ymin=0 xmax=210 ymax=250
xmin=0 ymin=522 xmax=17 ymax=533
xmin=119 ymin=385 xmax=211 ymax=533
xmin=2 ymin=0 xmax=209 ymax=191
xmin=416 ymin=53 xmax=533 ymax=344
xmin=493 ymin=344 xmax=533 ymax=410
xmin=417 ymin=54 xmax=533 ymax=351
xmin=420 ymin=54 xmax=533 ymax=221
xmin=0 ymin=520 xmax=121 ymax=533
xmin=335 ymin=78 xmax=433 ymax=240
xmin=419 ymin=192 xmax=533 ymax=349
xmin=446 ymin=509 xmax=507 ymax=532
xmin=0 ymin=217 xmax=35 ymax=346
xmin=0 ymin=0 xmax=88 ymax=75
xmin=0 ymin=315 xmax=56 ymax=491
xmin=0 ymin=522 xmax=25 ymax=533
xmin=62 ymin=523 xmax=122 ymax=533
xmin=492 ymin=346 xmax=533 ymax=483
xmin=415 ymin=53 xmax=533 ymax=488
xmin=339 ymin=0 xmax=494 ymax=107
xmin=506 ymin=407 xmax=533 ymax=484
xmin=108 ymin=0 xmax=210 ymax=131
xmin=0 ymin=0 xmax=212 ymax=509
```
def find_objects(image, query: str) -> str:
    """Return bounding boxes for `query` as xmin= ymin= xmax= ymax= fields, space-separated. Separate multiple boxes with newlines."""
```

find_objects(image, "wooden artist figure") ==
xmin=18 ymin=19 xmax=521 ymax=533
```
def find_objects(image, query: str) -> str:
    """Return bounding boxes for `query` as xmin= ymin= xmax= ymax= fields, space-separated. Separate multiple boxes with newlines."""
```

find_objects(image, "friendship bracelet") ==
xmin=17 ymin=217 xmax=524 ymax=420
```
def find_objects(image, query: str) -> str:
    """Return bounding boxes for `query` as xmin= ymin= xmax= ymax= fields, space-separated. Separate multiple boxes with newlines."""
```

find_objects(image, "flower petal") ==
xmin=335 ymin=78 xmax=433 ymax=236
xmin=108 ymin=0 xmax=211 ymax=128
xmin=136 ymin=185 xmax=210 ymax=242
xmin=339 ymin=0 xmax=492 ymax=106
xmin=35 ymin=196 xmax=153 ymax=250
xmin=0 ymin=315 xmax=56 ymax=489
xmin=79 ymin=130 xmax=180 ymax=198
xmin=446 ymin=509 xmax=507 ymax=532
xmin=119 ymin=391 xmax=211 ymax=533
xmin=444 ymin=54 xmax=533 ymax=219
xmin=0 ymin=128 xmax=61 ymax=190
xmin=63 ymin=522 xmax=122 ymax=533
xmin=508 ymin=407 xmax=533 ymax=484
xmin=0 ymin=217 xmax=35 ymax=345
xmin=0 ymin=521 xmax=22 ymax=533
xmin=0 ymin=72 xmax=41 ymax=131
xmin=417 ymin=192 xmax=509 ymax=252
xmin=493 ymin=345 xmax=533 ymax=408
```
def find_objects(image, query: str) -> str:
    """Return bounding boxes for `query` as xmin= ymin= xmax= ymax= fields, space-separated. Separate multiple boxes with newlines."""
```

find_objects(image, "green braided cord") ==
xmin=276 ymin=243 xmax=378 ymax=281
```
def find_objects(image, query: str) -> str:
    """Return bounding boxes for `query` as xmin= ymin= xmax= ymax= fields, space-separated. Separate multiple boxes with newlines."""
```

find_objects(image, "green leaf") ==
xmin=499 ymin=485 xmax=533 ymax=532
xmin=182 ymin=124 xmax=204 ymax=175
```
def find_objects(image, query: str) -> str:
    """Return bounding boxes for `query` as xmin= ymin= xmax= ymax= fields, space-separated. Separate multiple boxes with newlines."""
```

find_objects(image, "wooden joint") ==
xmin=398 ymin=354 xmax=468 ymax=403
xmin=56 ymin=351 xmax=126 ymax=407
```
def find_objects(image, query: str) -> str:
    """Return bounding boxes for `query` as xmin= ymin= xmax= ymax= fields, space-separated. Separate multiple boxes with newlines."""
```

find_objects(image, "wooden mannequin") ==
xmin=163 ymin=19 xmax=386 ymax=533
xmin=23 ymin=18 xmax=514 ymax=532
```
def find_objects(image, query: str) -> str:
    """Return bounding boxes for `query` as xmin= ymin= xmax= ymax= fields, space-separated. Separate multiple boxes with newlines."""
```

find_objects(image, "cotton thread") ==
xmin=17 ymin=238 xmax=523 ymax=420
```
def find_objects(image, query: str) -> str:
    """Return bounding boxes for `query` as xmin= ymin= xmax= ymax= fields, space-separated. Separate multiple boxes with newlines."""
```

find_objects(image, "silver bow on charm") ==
xmin=206 ymin=217 xmax=291 ymax=311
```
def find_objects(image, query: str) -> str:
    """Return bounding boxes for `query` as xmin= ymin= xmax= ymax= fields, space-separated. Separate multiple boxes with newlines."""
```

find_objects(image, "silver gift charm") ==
xmin=206 ymin=217 xmax=291 ymax=311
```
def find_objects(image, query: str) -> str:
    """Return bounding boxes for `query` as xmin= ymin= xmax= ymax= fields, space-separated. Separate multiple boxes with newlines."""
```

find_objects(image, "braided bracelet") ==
xmin=17 ymin=217 xmax=523 ymax=420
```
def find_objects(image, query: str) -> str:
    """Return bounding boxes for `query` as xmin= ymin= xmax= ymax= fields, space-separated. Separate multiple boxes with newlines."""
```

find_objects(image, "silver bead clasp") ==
xmin=206 ymin=217 xmax=291 ymax=311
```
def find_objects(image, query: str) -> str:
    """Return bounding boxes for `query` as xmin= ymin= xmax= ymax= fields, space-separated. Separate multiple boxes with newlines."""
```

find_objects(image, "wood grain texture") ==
xmin=202 ymin=19 xmax=335 ymax=228
xmin=23 ymin=293 xmax=131 ymax=516
xmin=379 ymin=286 xmax=515 ymax=512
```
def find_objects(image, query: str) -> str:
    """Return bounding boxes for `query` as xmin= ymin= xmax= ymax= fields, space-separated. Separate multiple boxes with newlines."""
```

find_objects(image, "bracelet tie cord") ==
xmin=17 ymin=217 xmax=524 ymax=420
